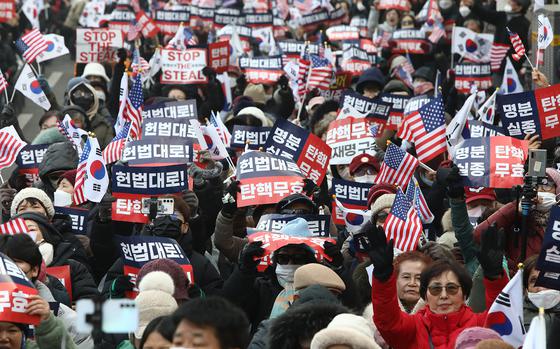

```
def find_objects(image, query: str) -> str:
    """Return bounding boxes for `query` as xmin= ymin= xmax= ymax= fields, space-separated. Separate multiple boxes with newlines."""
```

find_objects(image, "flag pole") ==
xmin=28 ymin=63 xmax=40 ymax=77
xmin=525 ymin=53 xmax=535 ymax=70
xmin=418 ymin=161 xmax=435 ymax=173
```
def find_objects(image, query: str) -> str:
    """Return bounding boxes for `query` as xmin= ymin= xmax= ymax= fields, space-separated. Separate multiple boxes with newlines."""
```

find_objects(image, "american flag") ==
xmin=383 ymin=187 xmax=424 ymax=252
xmin=127 ymin=19 xmax=143 ymax=41
xmin=15 ymin=28 xmax=48 ymax=63
xmin=0 ymin=126 xmax=27 ymax=170
xmin=297 ymin=56 xmax=310 ymax=96
xmin=0 ymin=68 xmax=7 ymax=95
xmin=397 ymin=97 xmax=446 ymax=163
xmin=393 ymin=65 xmax=414 ymax=89
xmin=73 ymin=138 xmax=92 ymax=205
xmin=307 ymin=55 xmax=333 ymax=90
xmin=424 ymin=0 xmax=446 ymax=43
xmin=406 ymin=177 xmax=434 ymax=224
xmin=0 ymin=218 xmax=29 ymax=235
xmin=490 ymin=43 xmax=509 ymax=72
xmin=507 ymin=28 xmax=525 ymax=61
xmin=103 ymin=122 xmax=130 ymax=164
xmin=124 ymin=74 xmax=143 ymax=140
xmin=131 ymin=48 xmax=150 ymax=76
xmin=166 ymin=26 xmax=198 ymax=50
xmin=376 ymin=143 xmax=419 ymax=188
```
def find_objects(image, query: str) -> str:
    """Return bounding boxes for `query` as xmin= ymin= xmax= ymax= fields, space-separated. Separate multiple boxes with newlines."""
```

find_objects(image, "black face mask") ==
xmin=72 ymin=95 xmax=94 ymax=111
xmin=149 ymin=215 xmax=183 ymax=239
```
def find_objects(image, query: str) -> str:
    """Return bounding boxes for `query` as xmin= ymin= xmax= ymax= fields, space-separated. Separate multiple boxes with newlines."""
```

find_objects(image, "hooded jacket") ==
xmin=36 ymin=141 xmax=79 ymax=198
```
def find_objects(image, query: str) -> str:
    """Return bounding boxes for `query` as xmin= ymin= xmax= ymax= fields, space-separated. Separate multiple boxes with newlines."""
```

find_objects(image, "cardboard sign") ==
xmin=111 ymin=164 xmax=188 ymax=197
xmin=230 ymin=125 xmax=271 ymax=149
xmin=257 ymin=214 xmax=331 ymax=237
xmin=340 ymin=46 xmax=373 ymax=75
xmin=391 ymin=29 xmax=429 ymax=55
xmin=122 ymin=137 xmax=195 ymax=166
xmin=380 ymin=93 xmax=411 ymax=130
xmin=16 ymin=144 xmax=48 ymax=184
xmin=0 ymin=253 xmax=40 ymax=325
xmin=154 ymin=9 xmax=191 ymax=35
xmin=46 ymin=265 xmax=72 ymax=301
xmin=325 ymin=117 xmax=377 ymax=165
xmin=331 ymin=178 xmax=371 ymax=225
xmin=112 ymin=197 xmax=150 ymax=224
xmin=239 ymin=56 xmax=284 ymax=84
xmin=378 ymin=0 xmax=411 ymax=11
xmin=0 ymin=0 xmax=15 ymax=23
xmin=108 ymin=7 xmax=135 ymax=33
xmin=142 ymin=99 xmax=198 ymax=120
xmin=208 ymin=41 xmax=229 ymax=74
xmin=136 ymin=10 xmax=159 ymax=38
xmin=76 ymin=29 xmax=124 ymax=63
xmin=161 ymin=48 xmax=208 ymax=84
xmin=454 ymin=63 xmax=493 ymax=94
xmin=326 ymin=25 xmax=360 ymax=42
xmin=536 ymin=206 xmax=560 ymax=290
xmin=54 ymin=207 xmax=88 ymax=235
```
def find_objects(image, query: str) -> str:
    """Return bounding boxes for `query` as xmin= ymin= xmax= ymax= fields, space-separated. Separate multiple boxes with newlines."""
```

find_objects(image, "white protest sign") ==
xmin=76 ymin=29 xmax=124 ymax=63
xmin=161 ymin=48 xmax=208 ymax=84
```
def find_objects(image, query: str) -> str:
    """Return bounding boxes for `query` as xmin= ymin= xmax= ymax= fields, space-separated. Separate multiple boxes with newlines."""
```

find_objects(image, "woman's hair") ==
xmin=522 ymin=255 xmax=539 ymax=290
xmin=419 ymin=260 xmax=473 ymax=299
xmin=393 ymin=251 xmax=432 ymax=275
xmin=139 ymin=316 xmax=175 ymax=349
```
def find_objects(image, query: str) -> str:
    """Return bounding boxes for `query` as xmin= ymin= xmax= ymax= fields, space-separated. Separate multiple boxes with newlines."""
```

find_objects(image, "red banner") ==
xmin=535 ymin=84 xmax=560 ymax=140
xmin=112 ymin=197 xmax=150 ymax=224
xmin=208 ymin=41 xmax=229 ymax=74
xmin=0 ymin=0 xmax=15 ymax=23
xmin=46 ymin=265 xmax=72 ymax=302
xmin=0 ymin=254 xmax=40 ymax=325
xmin=378 ymin=0 xmax=411 ymax=11
xmin=136 ymin=11 xmax=159 ymax=38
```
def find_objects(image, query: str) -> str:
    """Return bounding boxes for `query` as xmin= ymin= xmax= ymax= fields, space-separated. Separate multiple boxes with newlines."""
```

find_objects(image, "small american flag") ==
xmin=406 ymin=177 xmax=434 ymax=224
xmin=376 ymin=143 xmax=419 ymax=188
xmin=297 ymin=56 xmax=310 ymax=96
xmin=507 ymin=28 xmax=525 ymax=61
xmin=15 ymin=28 xmax=48 ymax=63
xmin=124 ymin=74 xmax=144 ymax=140
xmin=0 ymin=218 xmax=30 ymax=235
xmin=73 ymin=138 xmax=92 ymax=205
xmin=103 ymin=122 xmax=130 ymax=164
xmin=384 ymin=187 xmax=423 ymax=252
xmin=369 ymin=124 xmax=380 ymax=138
xmin=0 ymin=68 xmax=7 ymax=95
xmin=398 ymin=97 xmax=446 ymax=163
xmin=490 ymin=43 xmax=509 ymax=72
xmin=307 ymin=55 xmax=333 ymax=90
xmin=393 ymin=65 xmax=414 ymax=89
xmin=131 ymin=48 xmax=150 ymax=76
xmin=0 ymin=126 xmax=27 ymax=170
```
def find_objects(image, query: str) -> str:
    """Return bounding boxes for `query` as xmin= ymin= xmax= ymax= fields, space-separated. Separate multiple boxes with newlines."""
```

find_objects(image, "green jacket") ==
xmin=449 ymin=198 xmax=479 ymax=275
xmin=26 ymin=313 xmax=77 ymax=349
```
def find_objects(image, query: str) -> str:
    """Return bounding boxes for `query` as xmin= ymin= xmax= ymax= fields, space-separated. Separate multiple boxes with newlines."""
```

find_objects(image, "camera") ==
xmin=75 ymin=298 xmax=139 ymax=334
xmin=141 ymin=197 xmax=175 ymax=220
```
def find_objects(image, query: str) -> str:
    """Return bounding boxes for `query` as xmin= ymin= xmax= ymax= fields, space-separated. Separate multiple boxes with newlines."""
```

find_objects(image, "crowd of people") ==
xmin=0 ymin=0 xmax=559 ymax=348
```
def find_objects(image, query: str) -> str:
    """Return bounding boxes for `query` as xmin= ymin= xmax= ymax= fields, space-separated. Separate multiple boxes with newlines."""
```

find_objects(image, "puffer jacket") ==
xmin=36 ymin=141 xmax=79 ymax=198
xmin=26 ymin=313 xmax=77 ymax=349
xmin=371 ymin=273 xmax=508 ymax=349
xmin=523 ymin=298 xmax=560 ymax=349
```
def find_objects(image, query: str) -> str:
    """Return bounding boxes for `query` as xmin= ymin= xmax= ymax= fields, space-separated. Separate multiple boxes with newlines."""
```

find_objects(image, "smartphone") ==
xmin=528 ymin=149 xmax=547 ymax=177
xmin=141 ymin=197 xmax=175 ymax=216
xmin=102 ymin=299 xmax=139 ymax=334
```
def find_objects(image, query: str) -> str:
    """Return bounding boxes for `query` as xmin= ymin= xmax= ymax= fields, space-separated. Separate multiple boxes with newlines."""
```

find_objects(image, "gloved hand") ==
xmin=0 ymin=103 xmax=16 ymax=129
xmin=222 ymin=180 xmax=240 ymax=217
xmin=477 ymin=224 xmax=505 ymax=280
xmin=239 ymin=241 xmax=265 ymax=274
xmin=98 ymin=194 xmax=115 ymax=223
xmin=189 ymin=163 xmax=206 ymax=188
xmin=436 ymin=164 xmax=464 ymax=199
xmin=0 ymin=186 xmax=16 ymax=215
xmin=110 ymin=275 xmax=134 ymax=298
xmin=366 ymin=223 xmax=394 ymax=282
xmin=277 ymin=75 xmax=289 ymax=90
xmin=302 ymin=178 xmax=319 ymax=197
xmin=322 ymin=241 xmax=344 ymax=269
xmin=202 ymin=67 xmax=217 ymax=83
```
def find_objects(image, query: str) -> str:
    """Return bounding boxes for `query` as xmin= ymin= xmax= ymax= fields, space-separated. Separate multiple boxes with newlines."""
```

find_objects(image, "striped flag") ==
xmin=124 ymin=74 xmax=143 ymax=140
xmin=383 ymin=187 xmax=423 ymax=251
xmin=397 ymin=97 xmax=446 ymax=163
xmin=297 ymin=57 xmax=310 ymax=96
xmin=0 ymin=68 xmax=7 ymax=95
xmin=308 ymin=55 xmax=333 ymax=90
xmin=375 ymin=143 xmax=419 ymax=188
xmin=209 ymin=112 xmax=232 ymax=146
xmin=406 ymin=177 xmax=434 ymax=224
xmin=507 ymin=28 xmax=526 ymax=61
xmin=15 ymin=29 xmax=48 ymax=64
xmin=0 ymin=218 xmax=30 ymax=235
xmin=58 ymin=114 xmax=88 ymax=155
xmin=0 ymin=126 xmax=27 ymax=170
xmin=73 ymin=137 xmax=91 ymax=205
xmin=333 ymin=197 xmax=371 ymax=233
xmin=103 ymin=122 xmax=130 ymax=164
xmin=490 ymin=43 xmax=510 ymax=72
xmin=166 ymin=24 xmax=198 ymax=50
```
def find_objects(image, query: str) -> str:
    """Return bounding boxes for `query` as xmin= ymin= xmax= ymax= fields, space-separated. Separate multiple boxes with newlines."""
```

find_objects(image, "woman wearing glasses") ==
xmin=367 ymin=224 xmax=508 ymax=349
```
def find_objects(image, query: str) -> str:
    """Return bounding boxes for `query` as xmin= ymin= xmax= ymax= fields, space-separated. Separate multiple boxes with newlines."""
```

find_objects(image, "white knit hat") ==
xmin=310 ymin=313 xmax=381 ymax=349
xmin=134 ymin=271 xmax=178 ymax=339
xmin=370 ymin=194 xmax=395 ymax=217
xmin=11 ymin=188 xmax=55 ymax=219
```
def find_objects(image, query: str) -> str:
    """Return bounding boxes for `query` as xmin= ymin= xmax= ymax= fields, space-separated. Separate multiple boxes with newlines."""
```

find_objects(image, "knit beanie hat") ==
xmin=136 ymin=259 xmax=189 ymax=301
xmin=11 ymin=188 xmax=55 ymax=219
xmin=134 ymin=271 xmax=178 ymax=339
xmin=474 ymin=339 xmax=514 ymax=349
xmin=455 ymin=327 xmax=501 ymax=349
xmin=370 ymin=194 xmax=395 ymax=217
xmin=367 ymin=183 xmax=397 ymax=208
xmin=545 ymin=168 xmax=560 ymax=195
xmin=294 ymin=263 xmax=346 ymax=292
xmin=58 ymin=169 xmax=77 ymax=187
xmin=243 ymin=84 xmax=267 ymax=105
xmin=310 ymin=313 xmax=381 ymax=349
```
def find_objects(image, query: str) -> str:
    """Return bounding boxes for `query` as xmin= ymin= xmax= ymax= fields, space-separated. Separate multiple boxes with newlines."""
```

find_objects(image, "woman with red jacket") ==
xmin=367 ymin=224 xmax=508 ymax=349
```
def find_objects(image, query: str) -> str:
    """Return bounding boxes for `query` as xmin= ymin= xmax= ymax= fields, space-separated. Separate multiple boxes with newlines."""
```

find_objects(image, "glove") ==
xmin=322 ymin=241 xmax=344 ymax=269
xmin=98 ymin=194 xmax=115 ymax=223
xmin=418 ymin=241 xmax=455 ymax=262
xmin=365 ymin=223 xmax=394 ymax=282
xmin=222 ymin=180 xmax=240 ymax=217
xmin=239 ymin=241 xmax=265 ymax=274
xmin=0 ymin=104 xmax=16 ymax=129
xmin=436 ymin=164 xmax=464 ymax=199
xmin=277 ymin=75 xmax=289 ymax=90
xmin=477 ymin=224 xmax=505 ymax=280
xmin=189 ymin=163 xmax=206 ymax=188
xmin=302 ymin=178 xmax=319 ymax=197
xmin=110 ymin=275 xmax=134 ymax=298
xmin=0 ymin=187 xmax=16 ymax=214
xmin=202 ymin=67 xmax=217 ymax=82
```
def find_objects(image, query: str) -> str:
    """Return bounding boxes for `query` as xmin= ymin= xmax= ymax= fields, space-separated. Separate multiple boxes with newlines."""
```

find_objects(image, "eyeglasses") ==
xmin=427 ymin=283 xmax=461 ymax=296
xmin=276 ymin=254 xmax=309 ymax=265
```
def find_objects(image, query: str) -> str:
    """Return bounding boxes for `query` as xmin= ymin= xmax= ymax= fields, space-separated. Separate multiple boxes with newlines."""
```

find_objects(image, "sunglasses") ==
xmin=276 ymin=254 xmax=309 ymax=265
xmin=427 ymin=283 xmax=461 ymax=296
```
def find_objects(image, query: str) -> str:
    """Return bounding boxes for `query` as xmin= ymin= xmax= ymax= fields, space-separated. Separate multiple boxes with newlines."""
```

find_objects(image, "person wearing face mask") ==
xmin=460 ymin=0 xmax=530 ymax=71
xmin=10 ymin=211 xmax=98 ymax=302
xmin=53 ymin=169 xmax=80 ymax=208
xmin=522 ymin=255 xmax=560 ymax=348
xmin=65 ymin=77 xmax=114 ymax=148
xmin=465 ymin=187 xmax=498 ymax=225
xmin=349 ymin=154 xmax=381 ymax=184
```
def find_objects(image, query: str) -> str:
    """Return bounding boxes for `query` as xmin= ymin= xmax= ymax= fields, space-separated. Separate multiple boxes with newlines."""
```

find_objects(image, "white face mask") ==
xmin=467 ymin=205 xmax=488 ymax=219
xmin=275 ymin=264 xmax=302 ymax=287
xmin=536 ymin=192 xmax=557 ymax=212
xmin=39 ymin=242 xmax=54 ymax=266
xmin=439 ymin=0 xmax=453 ymax=10
xmin=528 ymin=289 xmax=560 ymax=309
xmin=503 ymin=4 xmax=513 ymax=12
xmin=354 ymin=174 xmax=376 ymax=183
xmin=459 ymin=5 xmax=471 ymax=17
xmin=54 ymin=189 xmax=73 ymax=207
